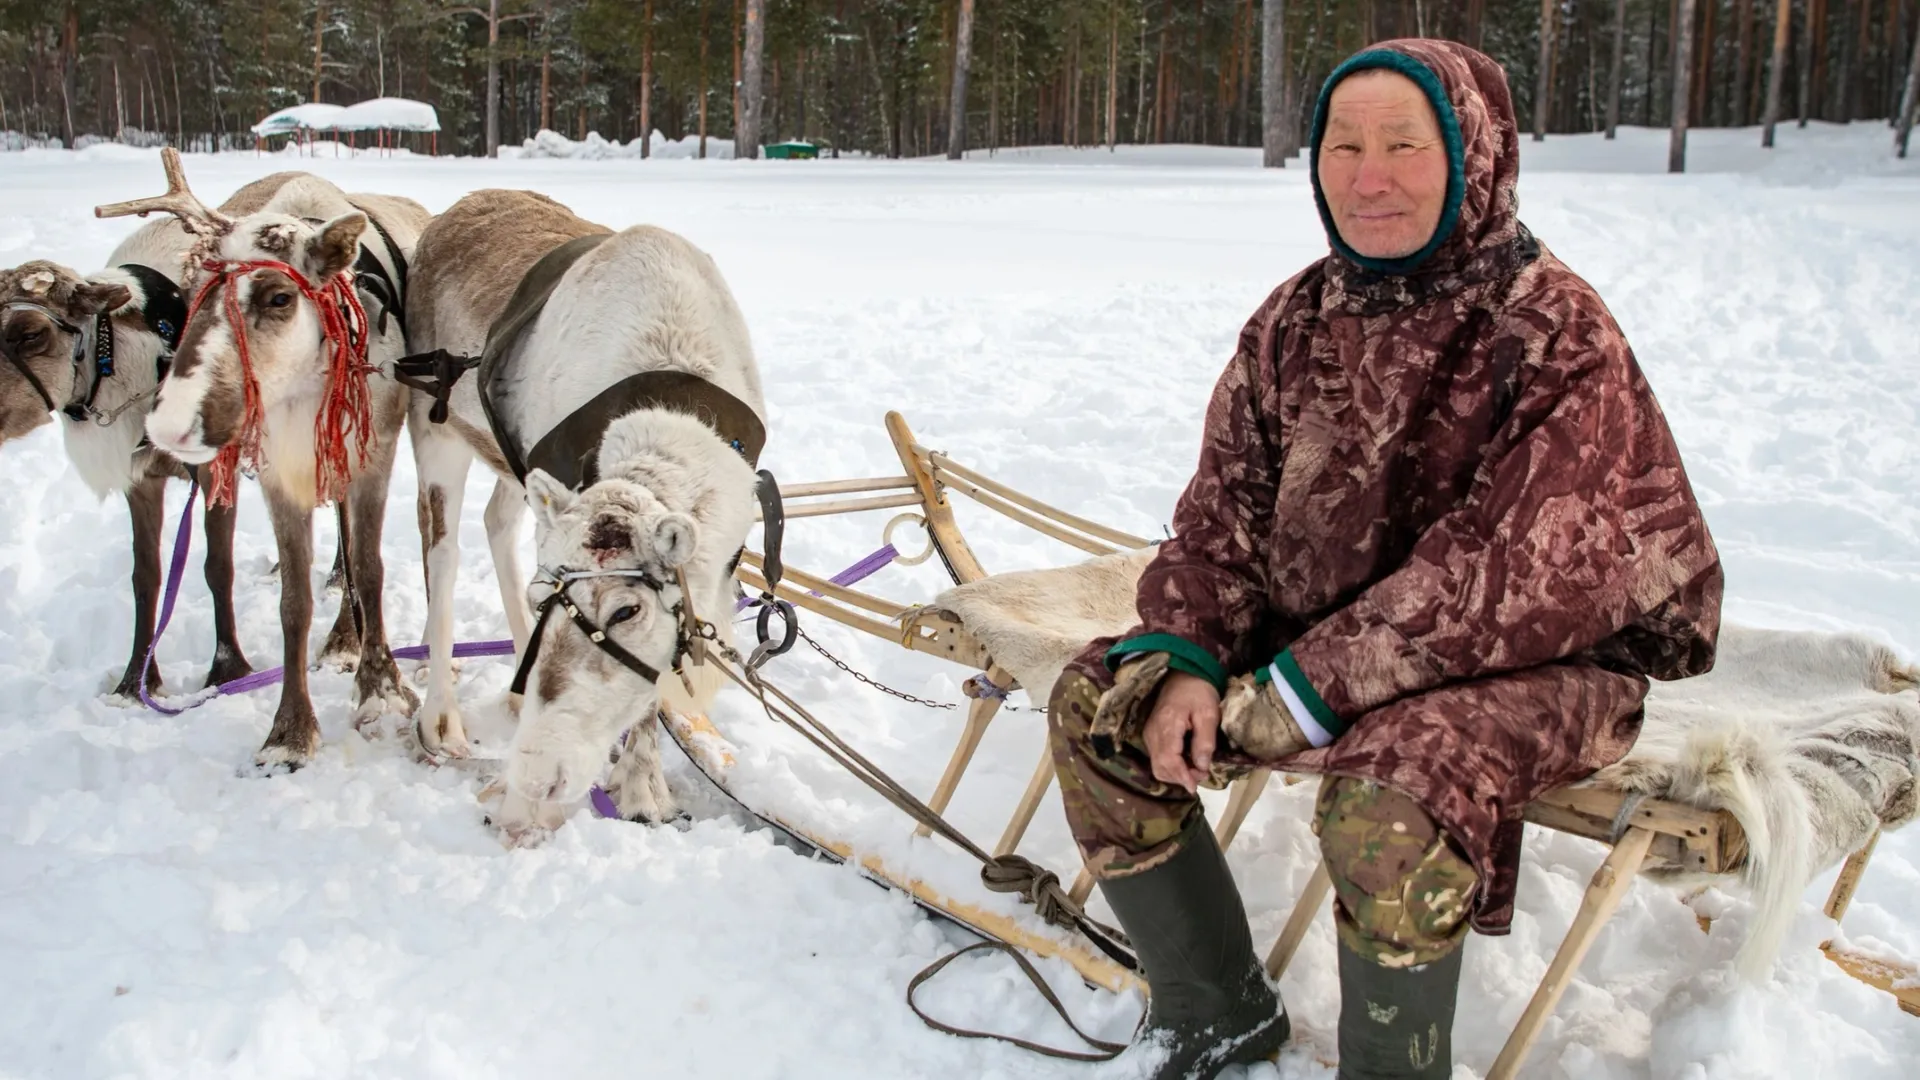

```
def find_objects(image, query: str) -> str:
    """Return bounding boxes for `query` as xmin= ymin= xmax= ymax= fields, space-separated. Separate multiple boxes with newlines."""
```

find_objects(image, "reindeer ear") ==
xmin=525 ymin=469 xmax=577 ymax=531
xmin=307 ymin=211 xmax=369 ymax=280
xmin=69 ymin=280 xmax=133 ymax=317
xmin=651 ymin=512 xmax=697 ymax=569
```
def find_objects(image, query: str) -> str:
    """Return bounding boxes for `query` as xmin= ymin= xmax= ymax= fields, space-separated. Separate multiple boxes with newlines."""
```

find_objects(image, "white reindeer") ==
xmin=403 ymin=189 xmax=764 ymax=842
xmin=98 ymin=150 xmax=429 ymax=770
xmin=0 ymin=170 xmax=371 ymax=700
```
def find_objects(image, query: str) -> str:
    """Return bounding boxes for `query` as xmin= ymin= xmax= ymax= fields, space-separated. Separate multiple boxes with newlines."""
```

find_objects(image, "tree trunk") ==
xmin=947 ymin=0 xmax=975 ymax=158
xmin=1673 ymin=0 xmax=1699 ymax=169
xmin=1812 ymin=0 xmax=1831 ymax=119
xmin=700 ymin=0 xmax=711 ymax=158
xmin=1262 ymin=0 xmax=1292 ymax=166
xmin=60 ymin=3 xmax=77 ymax=146
xmin=641 ymin=0 xmax=653 ymax=157
xmin=1854 ymin=0 xmax=1875 ymax=120
xmin=1601 ymin=0 xmax=1628 ymax=138
xmin=1108 ymin=1 xmax=1121 ymax=149
xmin=1695 ymin=0 xmax=1717 ymax=126
xmin=1734 ymin=0 xmax=1756 ymax=124
xmin=1154 ymin=0 xmax=1172 ymax=142
xmin=312 ymin=2 xmax=326 ymax=103
xmin=1763 ymin=0 xmax=1794 ymax=143
xmin=1534 ymin=0 xmax=1556 ymax=140
xmin=741 ymin=0 xmax=765 ymax=157
xmin=1899 ymin=6 xmax=1920 ymax=154
xmin=1468 ymin=0 xmax=1488 ymax=49
xmin=486 ymin=0 xmax=502 ymax=157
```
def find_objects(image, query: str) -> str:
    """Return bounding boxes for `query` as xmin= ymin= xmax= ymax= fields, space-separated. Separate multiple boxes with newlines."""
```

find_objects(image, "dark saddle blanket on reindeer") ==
xmin=476 ymin=234 xmax=766 ymax=492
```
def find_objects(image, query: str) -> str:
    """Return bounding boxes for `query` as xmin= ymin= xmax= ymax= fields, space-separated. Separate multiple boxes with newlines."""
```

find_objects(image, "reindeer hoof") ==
xmin=248 ymin=743 xmax=311 ymax=776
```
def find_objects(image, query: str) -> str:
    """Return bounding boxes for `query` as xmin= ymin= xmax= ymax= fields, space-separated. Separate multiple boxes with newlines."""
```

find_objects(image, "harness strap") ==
xmin=391 ymin=348 xmax=481 ymax=424
xmin=906 ymin=942 xmax=1130 ymax=1062
xmin=0 ymin=331 xmax=61 ymax=415
xmin=63 ymin=310 xmax=115 ymax=422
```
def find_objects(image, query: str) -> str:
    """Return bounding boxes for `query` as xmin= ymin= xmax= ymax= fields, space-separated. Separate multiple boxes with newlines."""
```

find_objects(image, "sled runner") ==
xmin=710 ymin=412 xmax=1917 ymax=1076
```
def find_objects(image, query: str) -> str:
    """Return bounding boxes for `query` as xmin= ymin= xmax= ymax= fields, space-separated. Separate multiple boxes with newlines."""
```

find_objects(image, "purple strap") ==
xmin=134 ymin=478 xmax=518 ymax=713
xmin=736 ymin=542 xmax=899 ymax=613
xmin=136 ymin=480 xmax=202 ymax=716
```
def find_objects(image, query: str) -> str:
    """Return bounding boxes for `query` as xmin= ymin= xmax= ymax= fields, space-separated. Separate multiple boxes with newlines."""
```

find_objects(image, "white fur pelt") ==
xmin=1599 ymin=627 xmax=1920 ymax=979
xmin=927 ymin=553 xmax=1920 ymax=980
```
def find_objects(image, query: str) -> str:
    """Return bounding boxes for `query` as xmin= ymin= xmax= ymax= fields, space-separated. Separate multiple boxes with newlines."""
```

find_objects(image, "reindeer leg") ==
xmin=255 ymin=487 xmax=318 ymax=772
xmin=412 ymin=427 xmax=474 ymax=757
xmin=324 ymin=502 xmax=349 ymax=595
xmin=201 ymin=480 xmax=253 ymax=687
xmin=317 ymin=501 xmax=361 ymax=671
xmin=347 ymin=427 xmax=419 ymax=734
xmin=110 ymin=474 xmax=168 ymax=701
xmin=484 ymin=477 xmax=531 ymax=719
xmin=603 ymin=710 xmax=682 ymax=824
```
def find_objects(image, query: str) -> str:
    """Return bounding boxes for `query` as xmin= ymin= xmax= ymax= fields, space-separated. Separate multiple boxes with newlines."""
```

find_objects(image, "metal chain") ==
xmin=793 ymin=624 xmax=1044 ymax=714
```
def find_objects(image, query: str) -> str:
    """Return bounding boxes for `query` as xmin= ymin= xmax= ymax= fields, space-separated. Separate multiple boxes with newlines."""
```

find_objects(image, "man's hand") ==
xmin=1144 ymin=671 xmax=1221 ymax=794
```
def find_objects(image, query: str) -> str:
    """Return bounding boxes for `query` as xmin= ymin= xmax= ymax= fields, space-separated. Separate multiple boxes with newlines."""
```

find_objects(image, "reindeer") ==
xmin=402 ymin=189 xmax=766 ymax=842
xmin=96 ymin=150 xmax=429 ymax=771
xmin=0 ymin=170 xmax=339 ymax=701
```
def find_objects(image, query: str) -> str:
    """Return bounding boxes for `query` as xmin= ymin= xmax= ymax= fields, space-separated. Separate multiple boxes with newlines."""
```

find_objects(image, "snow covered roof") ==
xmin=327 ymin=98 xmax=441 ymax=134
xmin=251 ymin=103 xmax=347 ymax=137
xmin=250 ymin=98 xmax=441 ymax=138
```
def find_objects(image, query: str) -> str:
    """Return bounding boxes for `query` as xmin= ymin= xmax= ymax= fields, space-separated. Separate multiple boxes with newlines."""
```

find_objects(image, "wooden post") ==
xmin=948 ymin=0 xmax=975 ymax=159
xmin=1534 ymin=0 xmax=1556 ymax=141
xmin=994 ymin=749 xmax=1057 ymax=856
xmin=1763 ymin=0 xmax=1793 ymax=145
xmin=1265 ymin=861 xmax=1332 ymax=979
xmin=1672 ymin=0 xmax=1699 ymax=171
xmin=1212 ymin=768 xmax=1273 ymax=851
xmin=916 ymin=665 xmax=1013 ymax=837
xmin=1822 ymin=829 xmax=1881 ymax=922
xmin=1607 ymin=0 xmax=1630 ymax=137
xmin=884 ymin=412 xmax=987 ymax=586
xmin=1488 ymin=827 xmax=1655 ymax=1080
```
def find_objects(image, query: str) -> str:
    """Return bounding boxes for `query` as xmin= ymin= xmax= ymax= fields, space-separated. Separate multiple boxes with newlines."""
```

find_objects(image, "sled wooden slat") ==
xmin=779 ymin=476 xmax=916 ymax=499
xmin=1820 ymin=943 xmax=1920 ymax=1017
xmin=927 ymin=452 xmax=1155 ymax=552
xmin=995 ymin=750 xmax=1060 ymax=857
xmin=930 ymin=466 xmax=1120 ymax=558
xmin=765 ymin=492 xmax=927 ymax=521
xmin=1823 ymin=829 xmax=1880 ymax=921
xmin=917 ymin=665 xmax=1014 ymax=839
xmin=886 ymin=412 xmax=987 ymax=585
xmin=738 ymin=551 xmax=910 ymax=620
xmin=1488 ymin=825 xmax=1657 ymax=1080
xmin=1265 ymin=861 xmax=1333 ymax=981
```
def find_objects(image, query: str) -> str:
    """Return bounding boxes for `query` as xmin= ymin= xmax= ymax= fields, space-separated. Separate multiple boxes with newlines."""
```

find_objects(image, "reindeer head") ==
xmin=0 ymin=262 xmax=131 ymax=445
xmin=140 ymin=212 xmax=369 ymax=467
xmin=95 ymin=150 xmax=370 ymax=482
xmin=500 ymin=468 xmax=701 ymax=813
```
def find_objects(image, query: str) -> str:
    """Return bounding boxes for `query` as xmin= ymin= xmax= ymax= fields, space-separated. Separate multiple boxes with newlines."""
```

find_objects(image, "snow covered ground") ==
xmin=1 ymin=120 xmax=1916 ymax=1079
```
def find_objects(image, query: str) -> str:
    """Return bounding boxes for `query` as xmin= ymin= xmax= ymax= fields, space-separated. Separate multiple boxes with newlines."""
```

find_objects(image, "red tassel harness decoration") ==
xmin=184 ymin=258 xmax=376 ymax=508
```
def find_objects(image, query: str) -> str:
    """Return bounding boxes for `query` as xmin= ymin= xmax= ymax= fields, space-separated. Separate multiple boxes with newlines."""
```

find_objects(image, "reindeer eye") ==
xmin=266 ymin=292 xmax=294 ymax=309
xmin=606 ymin=605 xmax=641 ymax=627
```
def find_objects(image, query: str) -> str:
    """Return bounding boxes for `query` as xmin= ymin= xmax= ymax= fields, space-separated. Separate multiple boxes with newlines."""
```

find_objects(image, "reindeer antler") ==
xmin=93 ymin=147 xmax=234 ymax=237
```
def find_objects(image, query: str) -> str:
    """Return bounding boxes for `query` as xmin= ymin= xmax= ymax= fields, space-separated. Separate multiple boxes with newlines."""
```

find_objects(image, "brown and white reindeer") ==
xmin=0 ymin=169 xmax=324 ymax=701
xmin=96 ymin=150 xmax=430 ymax=771
xmin=402 ymin=189 xmax=766 ymax=843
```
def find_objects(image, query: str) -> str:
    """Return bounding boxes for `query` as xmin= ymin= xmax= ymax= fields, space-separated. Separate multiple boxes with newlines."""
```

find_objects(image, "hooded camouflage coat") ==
xmin=1068 ymin=39 xmax=1723 ymax=932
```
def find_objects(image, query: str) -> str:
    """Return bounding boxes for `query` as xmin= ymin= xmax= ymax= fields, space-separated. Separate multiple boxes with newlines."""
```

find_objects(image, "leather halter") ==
xmin=509 ymin=565 xmax=705 ymax=699
xmin=0 ymin=301 xmax=81 ymax=415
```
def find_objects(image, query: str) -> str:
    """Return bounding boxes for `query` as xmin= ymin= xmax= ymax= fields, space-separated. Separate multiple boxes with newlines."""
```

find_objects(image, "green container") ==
xmin=762 ymin=140 xmax=820 ymax=160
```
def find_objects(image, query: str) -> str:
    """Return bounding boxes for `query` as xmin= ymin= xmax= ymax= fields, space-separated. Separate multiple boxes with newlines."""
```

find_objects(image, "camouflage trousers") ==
xmin=1049 ymin=669 xmax=1479 ymax=967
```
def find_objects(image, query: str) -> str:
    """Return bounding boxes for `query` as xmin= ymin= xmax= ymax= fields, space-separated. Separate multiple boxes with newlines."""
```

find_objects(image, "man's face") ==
xmin=1317 ymin=70 xmax=1450 ymax=261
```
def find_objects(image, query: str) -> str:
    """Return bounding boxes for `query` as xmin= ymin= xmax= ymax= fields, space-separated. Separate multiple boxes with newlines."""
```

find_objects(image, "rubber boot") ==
xmin=1335 ymin=937 xmax=1464 ymax=1079
xmin=1098 ymin=818 xmax=1290 ymax=1079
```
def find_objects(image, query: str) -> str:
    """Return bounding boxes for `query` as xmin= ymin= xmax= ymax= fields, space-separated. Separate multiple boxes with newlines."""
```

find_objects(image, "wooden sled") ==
xmin=733 ymin=412 xmax=1918 ymax=1074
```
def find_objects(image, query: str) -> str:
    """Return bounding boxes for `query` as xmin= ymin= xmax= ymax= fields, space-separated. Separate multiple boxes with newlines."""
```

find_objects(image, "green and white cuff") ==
xmin=1253 ymin=649 xmax=1348 ymax=748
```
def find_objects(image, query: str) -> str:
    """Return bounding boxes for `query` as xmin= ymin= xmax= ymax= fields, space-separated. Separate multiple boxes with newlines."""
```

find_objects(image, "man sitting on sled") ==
xmin=1047 ymin=39 xmax=1723 ymax=1080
